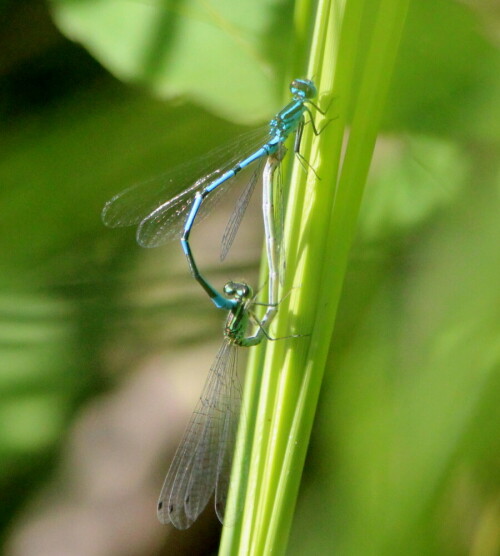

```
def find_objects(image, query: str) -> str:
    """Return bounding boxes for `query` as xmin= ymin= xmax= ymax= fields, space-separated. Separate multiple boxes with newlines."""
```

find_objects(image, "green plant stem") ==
xmin=220 ymin=0 xmax=409 ymax=554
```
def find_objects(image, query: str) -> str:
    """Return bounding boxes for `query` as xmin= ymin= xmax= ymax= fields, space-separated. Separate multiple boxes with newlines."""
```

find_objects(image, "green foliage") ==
xmin=50 ymin=0 xmax=294 ymax=123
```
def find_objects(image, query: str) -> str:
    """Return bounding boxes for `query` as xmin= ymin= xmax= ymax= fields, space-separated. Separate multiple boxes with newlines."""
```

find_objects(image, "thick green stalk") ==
xmin=220 ymin=0 xmax=409 ymax=553
xmin=263 ymin=1 xmax=411 ymax=551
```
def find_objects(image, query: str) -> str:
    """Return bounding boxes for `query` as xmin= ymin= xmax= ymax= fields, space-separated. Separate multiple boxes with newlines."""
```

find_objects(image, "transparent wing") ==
xmin=157 ymin=339 xmax=241 ymax=529
xmin=273 ymin=151 xmax=287 ymax=285
xmin=214 ymin=346 xmax=245 ymax=524
xmin=102 ymin=126 xmax=270 ymax=247
xmin=134 ymin=170 xmax=221 ymax=247
xmin=220 ymin=158 xmax=264 ymax=261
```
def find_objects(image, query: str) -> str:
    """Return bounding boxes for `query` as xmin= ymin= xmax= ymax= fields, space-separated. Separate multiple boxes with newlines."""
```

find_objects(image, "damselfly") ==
xmin=156 ymin=280 xmax=275 ymax=529
xmin=102 ymin=79 xmax=323 ymax=308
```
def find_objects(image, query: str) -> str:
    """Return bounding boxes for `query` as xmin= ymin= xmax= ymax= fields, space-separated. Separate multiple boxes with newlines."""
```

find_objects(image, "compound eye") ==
xmin=239 ymin=285 xmax=249 ymax=297
xmin=240 ymin=284 xmax=253 ymax=298
xmin=305 ymin=80 xmax=317 ymax=99
xmin=290 ymin=79 xmax=302 ymax=94
xmin=290 ymin=78 xmax=317 ymax=99
xmin=223 ymin=281 xmax=236 ymax=295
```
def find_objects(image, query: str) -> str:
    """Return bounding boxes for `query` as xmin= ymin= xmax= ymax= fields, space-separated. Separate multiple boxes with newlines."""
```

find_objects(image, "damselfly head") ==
xmin=224 ymin=281 xmax=253 ymax=300
xmin=290 ymin=78 xmax=317 ymax=100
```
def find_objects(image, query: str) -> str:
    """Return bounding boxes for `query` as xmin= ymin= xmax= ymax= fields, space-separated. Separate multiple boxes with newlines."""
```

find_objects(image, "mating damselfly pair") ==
xmin=102 ymin=78 xmax=323 ymax=529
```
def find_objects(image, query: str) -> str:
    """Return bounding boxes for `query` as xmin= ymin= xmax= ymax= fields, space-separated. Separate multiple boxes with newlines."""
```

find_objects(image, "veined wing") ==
xmin=214 ymin=342 xmax=245 ymax=524
xmin=273 ymin=149 xmax=287 ymax=285
xmin=219 ymin=157 xmax=264 ymax=261
xmin=157 ymin=339 xmax=241 ymax=529
xmin=102 ymin=126 xmax=270 ymax=247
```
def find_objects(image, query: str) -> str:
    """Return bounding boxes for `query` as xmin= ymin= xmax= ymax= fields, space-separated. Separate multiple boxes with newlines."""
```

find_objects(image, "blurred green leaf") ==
xmin=384 ymin=0 xmax=500 ymax=139
xmin=49 ymin=0 xmax=293 ymax=123
xmin=359 ymin=135 xmax=468 ymax=242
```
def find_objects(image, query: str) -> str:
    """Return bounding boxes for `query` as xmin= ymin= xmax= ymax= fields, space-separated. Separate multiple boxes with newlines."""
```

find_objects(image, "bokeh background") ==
xmin=0 ymin=1 xmax=499 ymax=555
